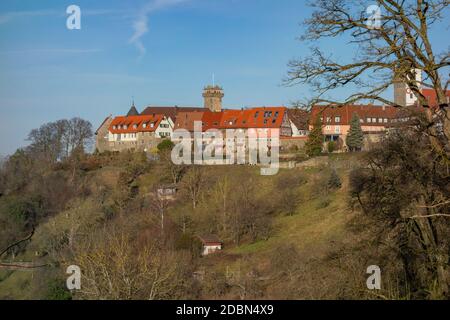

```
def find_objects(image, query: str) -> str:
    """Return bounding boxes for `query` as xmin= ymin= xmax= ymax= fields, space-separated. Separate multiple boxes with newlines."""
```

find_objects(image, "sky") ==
xmin=0 ymin=0 xmax=449 ymax=155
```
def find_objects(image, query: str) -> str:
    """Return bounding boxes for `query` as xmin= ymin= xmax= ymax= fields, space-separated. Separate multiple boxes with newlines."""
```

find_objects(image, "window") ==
xmin=372 ymin=118 xmax=376 ymax=123
xmin=124 ymin=125 xmax=128 ymax=130
xmin=112 ymin=125 xmax=116 ymax=130
xmin=367 ymin=118 xmax=372 ymax=123
xmin=133 ymin=124 xmax=137 ymax=129
xmin=254 ymin=111 xmax=259 ymax=118
xmin=326 ymin=117 xmax=331 ymax=123
xmin=326 ymin=125 xmax=331 ymax=130
xmin=335 ymin=126 xmax=341 ymax=134
xmin=274 ymin=111 xmax=279 ymax=117
xmin=384 ymin=118 xmax=388 ymax=123
xmin=360 ymin=119 xmax=364 ymax=123
xmin=378 ymin=118 xmax=383 ymax=123
xmin=335 ymin=116 xmax=341 ymax=123
xmin=143 ymin=123 xmax=147 ymax=128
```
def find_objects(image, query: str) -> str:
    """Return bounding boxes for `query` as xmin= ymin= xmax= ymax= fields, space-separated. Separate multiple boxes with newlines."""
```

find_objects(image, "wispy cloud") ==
xmin=129 ymin=0 xmax=189 ymax=59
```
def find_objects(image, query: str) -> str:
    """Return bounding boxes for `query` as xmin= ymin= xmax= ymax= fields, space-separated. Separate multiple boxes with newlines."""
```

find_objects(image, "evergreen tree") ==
xmin=305 ymin=116 xmax=324 ymax=157
xmin=346 ymin=113 xmax=364 ymax=151
xmin=327 ymin=169 xmax=342 ymax=189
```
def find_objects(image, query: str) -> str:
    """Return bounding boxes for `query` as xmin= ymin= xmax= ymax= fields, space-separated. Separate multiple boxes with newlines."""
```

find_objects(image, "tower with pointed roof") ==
xmin=203 ymin=85 xmax=224 ymax=112
xmin=127 ymin=99 xmax=139 ymax=116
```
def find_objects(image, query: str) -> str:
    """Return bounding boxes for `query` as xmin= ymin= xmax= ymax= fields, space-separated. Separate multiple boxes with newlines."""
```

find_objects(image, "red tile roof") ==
xmin=174 ymin=111 xmax=205 ymax=132
xmin=310 ymin=105 xmax=398 ymax=126
xmin=197 ymin=234 xmax=222 ymax=245
xmin=201 ymin=107 xmax=287 ymax=131
xmin=109 ymin=115 xmax=164 ymax=134
xmin=141 ymin=106 xmax=208 ymax=123
xmin=421 ymin=89 xmax=450 ymax=107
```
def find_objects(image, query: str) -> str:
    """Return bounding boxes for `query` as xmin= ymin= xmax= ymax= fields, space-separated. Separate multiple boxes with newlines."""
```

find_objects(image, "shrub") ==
xmin=305 ymin=116 xmax=324 ymax=157
xmin=157 ymin=139 xmax=175 ymax=152
xmin=316 ymin=197 xmax=331 ymax=209
xmin=327 ymin=170 xmax=342 ymax=189
xmin=46 ymin=279 xmax=72 ymax=300
xmin=327 ymin=141 xmax=336 ymax=153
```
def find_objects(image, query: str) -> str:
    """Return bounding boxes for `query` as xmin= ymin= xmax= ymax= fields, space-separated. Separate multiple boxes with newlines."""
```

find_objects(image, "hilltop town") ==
xmin=95 ymin=70 xmax=450 ymax=157
xmin=1 ymin=0 xmax=449 ymax=303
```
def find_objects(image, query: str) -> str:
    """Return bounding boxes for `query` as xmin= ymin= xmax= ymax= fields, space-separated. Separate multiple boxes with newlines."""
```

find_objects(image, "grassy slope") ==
xmin=0 ymin=155 xmax=357 ymax=299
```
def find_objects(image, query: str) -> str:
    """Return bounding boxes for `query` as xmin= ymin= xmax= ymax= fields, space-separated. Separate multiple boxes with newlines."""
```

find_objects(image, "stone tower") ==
xmin=203 ymin=85 xmax=224 ymax=112
xmin=394 ymin=68 xmax=422 ymax=107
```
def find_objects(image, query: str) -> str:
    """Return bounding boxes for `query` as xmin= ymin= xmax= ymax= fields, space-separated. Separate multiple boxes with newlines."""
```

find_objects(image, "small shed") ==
xmin=197 ymin=235 xmax=223 ymax=256
xmin=156 ymin=184 xmax=177 ymax=201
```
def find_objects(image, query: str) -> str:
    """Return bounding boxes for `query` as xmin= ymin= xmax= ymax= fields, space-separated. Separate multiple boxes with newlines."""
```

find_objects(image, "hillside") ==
xmin=0 ymin=151 xmax=376 ymax=300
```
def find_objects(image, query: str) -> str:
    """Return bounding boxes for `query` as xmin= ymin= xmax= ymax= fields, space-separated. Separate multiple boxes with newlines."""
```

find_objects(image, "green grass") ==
xmin=0 ymin=270 xmax=34 ymax=299
xmin=231 ymin=168 xmax=351 ymax=256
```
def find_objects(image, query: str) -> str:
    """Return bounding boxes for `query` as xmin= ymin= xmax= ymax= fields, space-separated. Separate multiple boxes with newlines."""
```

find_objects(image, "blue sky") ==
xmin=0 ymin=0 xmax=448 ymax=155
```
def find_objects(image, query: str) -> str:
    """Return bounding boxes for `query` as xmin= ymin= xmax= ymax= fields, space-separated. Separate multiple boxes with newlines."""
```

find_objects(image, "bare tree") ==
xmin=182 ymin=166 xmax=204 ymax=209
xmin=27 ymin=118 xmax=93 ymax=162
xmin=285 ymin=0 xmax=449 ymax=157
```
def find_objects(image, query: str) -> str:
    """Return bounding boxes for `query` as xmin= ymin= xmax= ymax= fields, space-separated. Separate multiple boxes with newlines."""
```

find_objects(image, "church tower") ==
xmin=394 ymin=68 xmax=422 ymax=106
xmin=203 ymin=85 xmax=224 ymax=112
xmin=127 ymin=99 xmax=139 ymax=116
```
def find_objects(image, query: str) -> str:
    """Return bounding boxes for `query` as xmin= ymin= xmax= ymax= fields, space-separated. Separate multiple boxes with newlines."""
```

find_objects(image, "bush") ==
xmin=46 ymin=279 xmax=72 ymax=300
xmin=316 ymin=197 xmax=331 ymax=209
xmin=327 ymin=170 xmax=342 ymax=190
xmin=327 ymin=141 xmax=336 ymax=153
xmin=157 ymin=139 xmax=175 ymax=152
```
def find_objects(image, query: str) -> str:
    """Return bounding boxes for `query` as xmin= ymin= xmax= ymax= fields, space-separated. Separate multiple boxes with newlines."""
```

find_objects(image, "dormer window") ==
xmin=133 ymin=124 xmax=138 ymax=129
xmin=118 ymin=125 xmax=122 ymax=129
xmin=254 ymin=111 xmax=259 ymax=118
xmin=150 ymin=123 xmax=154 ymax=128
xmin=123 ymin=125 xmax=128 ymax=130
xmin=113 ymin=125 xmax=117 ymax=130
xmin=143 ymin=123 xmax=147 ymax=128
